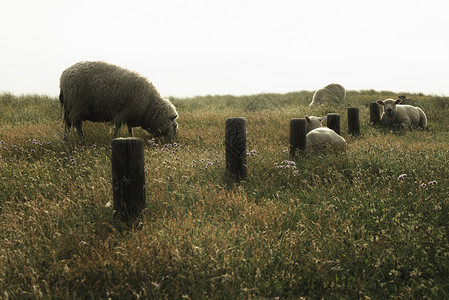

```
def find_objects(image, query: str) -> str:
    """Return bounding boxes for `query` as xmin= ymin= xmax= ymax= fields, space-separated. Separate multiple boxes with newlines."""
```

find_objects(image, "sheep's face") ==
xmin=163 ymin=116 xmax=179 ymax=142
xmin=145 ymin=98 xmax=179 ymax=142
xmin=377 ymin=98 xmax=402 ymax=116
xmin=148 ymin=115 xmax=178 ymax=142
xmin=305 ymin=116 xmax=326 ymax=132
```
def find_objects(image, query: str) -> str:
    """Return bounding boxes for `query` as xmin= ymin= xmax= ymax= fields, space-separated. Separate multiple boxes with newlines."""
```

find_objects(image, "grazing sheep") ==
xmin=376 ymin=98 xmax=427 ymax=129
xmin=305 ymin=116 xmax=346 ymax=148
xmin=59 ymin=61 xmax=178 ymax=141
xmin=309 ymin=83 xmax=346 ymax=107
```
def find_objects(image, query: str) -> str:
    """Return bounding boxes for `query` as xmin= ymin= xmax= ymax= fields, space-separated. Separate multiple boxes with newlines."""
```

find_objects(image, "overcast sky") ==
xmin=1 ymin=0 xmax=449 ymax=98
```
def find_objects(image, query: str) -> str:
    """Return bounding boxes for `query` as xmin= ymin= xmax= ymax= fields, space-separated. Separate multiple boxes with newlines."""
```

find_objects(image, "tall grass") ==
xmin=0 ymin=91 xmax=448 ymax=298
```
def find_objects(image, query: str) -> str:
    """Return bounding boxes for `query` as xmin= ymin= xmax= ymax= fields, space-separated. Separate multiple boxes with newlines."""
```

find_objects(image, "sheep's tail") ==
xmin=59 ymin=91 xmax=64 ymax=106
xmin=59 ymin=90 xmax=69 ymax=130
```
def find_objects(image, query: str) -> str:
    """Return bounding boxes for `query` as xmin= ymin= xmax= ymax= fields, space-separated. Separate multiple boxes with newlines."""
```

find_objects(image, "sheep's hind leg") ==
xmin=128 ymin=127 xmax=133 ymax=137
xmin=401 ymin=120 xmax=412 ymax=130
xmin=63 ymin=117 xmax=72 ymax=142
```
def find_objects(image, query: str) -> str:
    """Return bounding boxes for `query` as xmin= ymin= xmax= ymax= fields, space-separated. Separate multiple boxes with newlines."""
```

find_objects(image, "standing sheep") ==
xmin=305 ymin=116 xmax=346 ymax=148
xmin=376 ymin=98 xmax=427 ymax=129
xmin=309 ymin=83 xmax=346 ymax=107
xmin=59 ymin=61 xmax=178 ymax=141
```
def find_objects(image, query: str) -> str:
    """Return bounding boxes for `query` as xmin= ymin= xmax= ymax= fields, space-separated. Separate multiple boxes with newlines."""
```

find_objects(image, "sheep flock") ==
xmin=58 ymin=62 xmax=428 ymax=150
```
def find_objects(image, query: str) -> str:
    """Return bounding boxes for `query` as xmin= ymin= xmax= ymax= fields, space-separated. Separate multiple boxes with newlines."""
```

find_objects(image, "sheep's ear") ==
xmin=305 ymin=116 xmax=310 ymax=122
xmin=318 ymin=116 xmax=327 ymax=123
xmin=376 ymin=100 xmax=384 ymax=106
xmin=169 ymin=115 xmax=178 ymax=120
xmin=395 ymin=99 xmax=402 ymax=105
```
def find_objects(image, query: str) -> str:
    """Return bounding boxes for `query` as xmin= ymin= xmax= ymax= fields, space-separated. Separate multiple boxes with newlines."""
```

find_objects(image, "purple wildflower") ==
xmin=420 ymin=183 xmax=427 ymax=188
xmin=247 ymin=149 xmax=258 ymax=157
xmin=286 ymin=160 xmax=296 ymax=166
xmin=398 ymin=173 xmax=407 ymax=181
xmin=428 ymin=180 xmax=437 ymax=186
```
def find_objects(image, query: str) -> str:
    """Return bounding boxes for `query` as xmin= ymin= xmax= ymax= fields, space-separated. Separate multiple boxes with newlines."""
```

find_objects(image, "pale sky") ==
xmin=1 ymin=0 xmax=449 ymax=98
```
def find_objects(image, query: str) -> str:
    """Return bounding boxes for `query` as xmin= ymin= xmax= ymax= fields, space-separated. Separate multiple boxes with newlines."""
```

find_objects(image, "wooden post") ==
xmin=225 ymin=118 xmax=247 ymax=181
xmin=326 ymin=113 xmax=341 ymax=135
xmin=369 ymin=102 xmax=381 ymax=124
xmin=289 ymin=118 xmax=307 ymax=158
xmin=111 ymin=138 xmax=146 ymax=225
xmin=347 ymin=108 xmax=360 ymax=136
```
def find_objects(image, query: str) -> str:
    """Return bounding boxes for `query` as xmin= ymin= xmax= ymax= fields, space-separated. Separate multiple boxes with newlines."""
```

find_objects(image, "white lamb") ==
xmin=305 ymin=116 xmax=346 ymax=148
xmin=376 ymin=98 xmax=427 ymax=129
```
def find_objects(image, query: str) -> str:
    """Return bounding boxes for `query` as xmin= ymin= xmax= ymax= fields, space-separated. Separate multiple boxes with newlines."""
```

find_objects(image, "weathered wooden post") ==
xmin=111 ymin=138 xmax=146 ymax=225
xmin=289 ymin=118 xmax=307 ymax=158
xmin=225 ymin=118 xmax=247 ymax=181
xmin=347 ymin=108 xmax=360 ymax=136
xmin=369 ymin=102 xmax=381 ymax=124
xmin=326 ymin=113 xmax=341 ymax=135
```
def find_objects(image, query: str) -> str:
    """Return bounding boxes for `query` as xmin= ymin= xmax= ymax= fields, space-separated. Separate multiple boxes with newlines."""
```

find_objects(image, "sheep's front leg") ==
xmin=74 ymin=122 xmax=84 ymax=138
xmin=128 ymin=127 xmax=133 ymax=137
xmin=113 ymin=123 xmax=122 ymax=138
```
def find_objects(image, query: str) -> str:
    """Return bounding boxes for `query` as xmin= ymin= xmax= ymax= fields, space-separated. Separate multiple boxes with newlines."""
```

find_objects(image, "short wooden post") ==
xmin=111 ymin=138 xmax=146 ymax=225
xmin=289 ymin=118 xmax=307 ymax=158
xmin=347 ymin=108 xmax=360 ymax=136
xmin=326 ymin=113 xmax=341 ymax=135
xmin=369 ymin=102 xmax=381 ymax=124
xmin=225 ymin=118 xmax=247 ymax=181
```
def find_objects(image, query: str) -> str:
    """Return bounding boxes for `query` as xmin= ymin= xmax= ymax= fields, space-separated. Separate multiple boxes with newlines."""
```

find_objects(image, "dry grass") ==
xmin=1 ymin=91 xmax=448 ymax=298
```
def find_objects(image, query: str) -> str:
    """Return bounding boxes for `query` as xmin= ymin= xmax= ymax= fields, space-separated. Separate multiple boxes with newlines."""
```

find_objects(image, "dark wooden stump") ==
xmin=370 ymin=102 xmax=381 ymax=125
xmin=326 ymin=113 xmax=341 ymax=135
xmin=289 ymin=118 xmax=307 ymax=158
xmin=225 ymin=118 xmax=247 ymax=181
xmin=347 ymin=108 xmax=360 ymax=136
xmin=111 ymin=138 xmax=146 ymax=225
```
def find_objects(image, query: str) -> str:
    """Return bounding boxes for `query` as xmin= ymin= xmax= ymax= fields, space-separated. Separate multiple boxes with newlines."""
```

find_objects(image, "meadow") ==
xmin=0 ymin=90 xmax=448 ymax=298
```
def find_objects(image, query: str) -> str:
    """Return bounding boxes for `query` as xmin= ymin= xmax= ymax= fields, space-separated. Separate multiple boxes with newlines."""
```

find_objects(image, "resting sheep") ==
xmin=309 ymin=83 xmax=346 ymax=107
xmin=305 ymin=116 xmax=346 ymax=148
xmin=376 ymin=98 xmax=427 ymax=129
xmin=59 ymin=61 xmax=178 ymax=141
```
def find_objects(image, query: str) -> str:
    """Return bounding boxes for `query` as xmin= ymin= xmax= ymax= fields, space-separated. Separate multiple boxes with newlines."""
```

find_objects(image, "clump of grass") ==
xmin=1 ymin=91 xmax=448 ymax=298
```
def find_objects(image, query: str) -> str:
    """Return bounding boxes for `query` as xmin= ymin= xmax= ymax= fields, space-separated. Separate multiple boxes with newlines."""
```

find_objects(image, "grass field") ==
xmin=1 ymin=90 xmax=448 ymax=298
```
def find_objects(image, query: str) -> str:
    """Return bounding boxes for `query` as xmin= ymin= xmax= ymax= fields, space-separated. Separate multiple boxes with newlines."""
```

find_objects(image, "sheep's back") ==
xmin=396 ymin=105 xmax=422 ymax=126
xmin=60 ymin=61 xmax=156 ymax=122
xmin=306 ymin=127 xmax=346 ymax=147
xmin=310 ymin=83 xmax=345 ymax=107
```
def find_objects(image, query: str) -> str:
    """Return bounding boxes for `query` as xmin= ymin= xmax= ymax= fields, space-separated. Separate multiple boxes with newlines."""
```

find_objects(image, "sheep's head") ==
xmin=377 ymin=98 xmax=402 ymax=116
xmin=153 ymin=114 xmax=178 ymax=142
xmin=305 ymin=116 xmax=326 ymax=132
xmin=144 ymin=98 xmax=179 ymax=142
